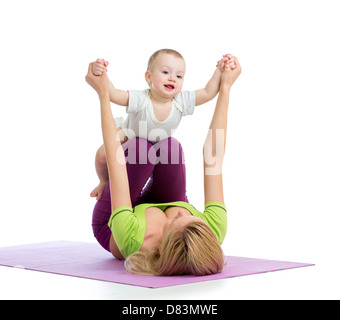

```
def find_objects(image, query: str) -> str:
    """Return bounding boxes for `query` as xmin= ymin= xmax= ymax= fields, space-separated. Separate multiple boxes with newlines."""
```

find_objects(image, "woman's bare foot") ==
xmin=90 ymin=181 xmax=107 ymax=200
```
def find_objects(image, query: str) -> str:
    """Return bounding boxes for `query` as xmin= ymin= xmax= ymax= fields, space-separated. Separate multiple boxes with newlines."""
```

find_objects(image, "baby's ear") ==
xmin=145 ymin=70 xmax=152 ymax=85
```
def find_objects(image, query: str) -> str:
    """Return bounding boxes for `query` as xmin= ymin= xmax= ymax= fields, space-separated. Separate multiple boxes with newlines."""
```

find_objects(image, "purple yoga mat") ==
xmin=0 ymin=241 xmax=314 ymax=288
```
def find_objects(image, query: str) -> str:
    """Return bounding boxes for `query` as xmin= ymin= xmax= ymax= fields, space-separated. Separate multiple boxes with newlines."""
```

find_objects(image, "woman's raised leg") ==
xmin=92 ymin=138 xmax=155 ymax=252
xmin=142 ymin=137 xmax=188 ymax=203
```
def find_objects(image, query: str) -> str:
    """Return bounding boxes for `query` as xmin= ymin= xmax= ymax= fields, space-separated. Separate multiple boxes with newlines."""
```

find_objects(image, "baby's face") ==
xmin=146 ymin=53 xmax=186 ymax=99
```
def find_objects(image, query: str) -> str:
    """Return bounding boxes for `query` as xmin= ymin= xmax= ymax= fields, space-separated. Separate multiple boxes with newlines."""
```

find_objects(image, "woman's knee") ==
xmin=123 ymin=138 xmax=155 ymax=164
xmin=156 ymin=137 xmax=184 ymax=164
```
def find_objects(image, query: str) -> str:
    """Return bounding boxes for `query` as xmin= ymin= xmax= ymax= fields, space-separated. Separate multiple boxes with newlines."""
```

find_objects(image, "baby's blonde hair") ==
xmin=147 ymin=49 xmax=184 ymax=71
xmin=124 ymin=221 xmax=225 ymax=276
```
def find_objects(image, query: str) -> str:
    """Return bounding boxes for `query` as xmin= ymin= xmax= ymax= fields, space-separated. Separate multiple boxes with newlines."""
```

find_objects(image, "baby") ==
xmin=90 ymin=49 xmax=236 ymax=199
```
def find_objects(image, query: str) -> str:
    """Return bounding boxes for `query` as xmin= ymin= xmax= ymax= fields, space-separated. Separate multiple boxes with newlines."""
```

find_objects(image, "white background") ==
xmin=0 ymin=0 xmax=339 ymax=300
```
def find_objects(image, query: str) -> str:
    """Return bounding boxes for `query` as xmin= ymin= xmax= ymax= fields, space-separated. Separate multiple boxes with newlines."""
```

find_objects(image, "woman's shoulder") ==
xmin=201 ymin=201 xmax=227 ymax=244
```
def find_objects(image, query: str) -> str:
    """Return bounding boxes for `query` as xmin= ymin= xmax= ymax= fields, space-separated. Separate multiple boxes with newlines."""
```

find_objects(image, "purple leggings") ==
xmin=92 ymin=137 xmax=188 ymax=252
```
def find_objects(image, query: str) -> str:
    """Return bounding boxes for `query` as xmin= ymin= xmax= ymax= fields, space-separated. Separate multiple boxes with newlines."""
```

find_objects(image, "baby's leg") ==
xmin=92 ymin=138 xmax=156 ymax=200
xmin=90 ymin=144 xmax=109 ymax=200
xmin=90 ymin=130 xmax=142 ymax=200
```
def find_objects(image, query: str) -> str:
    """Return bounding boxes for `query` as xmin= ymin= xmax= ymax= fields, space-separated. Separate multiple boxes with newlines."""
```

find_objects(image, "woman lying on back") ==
xmin=85 ymin=55 xmax=241 ymax=276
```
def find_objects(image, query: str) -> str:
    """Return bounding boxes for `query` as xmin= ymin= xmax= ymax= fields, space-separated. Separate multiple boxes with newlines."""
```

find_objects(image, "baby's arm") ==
xmin=195 ymin=55 xmax=236 ymax=106
xmin=195 ymin=68 xmax=222 ymax=106
xmin=93 ymin=59 xmax=129 ymax=107
xmin=108 ymin=81 xmax=129 ymax=107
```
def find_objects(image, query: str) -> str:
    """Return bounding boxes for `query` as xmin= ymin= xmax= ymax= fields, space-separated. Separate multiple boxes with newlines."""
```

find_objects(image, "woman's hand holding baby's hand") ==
xmin=216 ymin=54 xmax=237 ymax=71
xmin=220 ymin=55 xmax=241 ymax=87
xmin=92 ymin=58 xmax=109 ymax=76
xmin=86 ymin=62 xmax=109 ymax=96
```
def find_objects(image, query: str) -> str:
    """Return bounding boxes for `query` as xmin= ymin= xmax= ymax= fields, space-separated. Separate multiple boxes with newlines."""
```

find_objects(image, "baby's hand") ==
xmin=92 ymin=58 xmax=109 ymax=76
xmin=221 ymin=55 xmax=241 ymax=86
xmin=216 ymin=54 xmax=237 ymax=71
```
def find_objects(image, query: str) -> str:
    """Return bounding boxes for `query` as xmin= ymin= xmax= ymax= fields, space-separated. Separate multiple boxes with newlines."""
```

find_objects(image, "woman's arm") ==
xmin=86 ymin=63 xmax=132 ymax=210
xmin=203 ymin=57 xmax=241 ymax=204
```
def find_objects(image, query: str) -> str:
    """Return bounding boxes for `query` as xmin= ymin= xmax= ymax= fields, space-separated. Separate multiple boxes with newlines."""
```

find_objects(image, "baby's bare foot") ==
xmin=90 ymin=181 xmax=107 ymax=200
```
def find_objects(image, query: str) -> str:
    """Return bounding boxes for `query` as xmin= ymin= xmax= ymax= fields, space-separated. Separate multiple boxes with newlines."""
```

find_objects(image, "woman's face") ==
xmin=162 ymin=208 xmax=202 ymax=237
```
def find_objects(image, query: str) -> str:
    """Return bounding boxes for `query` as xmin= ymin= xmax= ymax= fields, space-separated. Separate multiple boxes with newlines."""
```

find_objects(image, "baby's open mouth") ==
xmin=164 ymin=84 xmax=175 ymax=90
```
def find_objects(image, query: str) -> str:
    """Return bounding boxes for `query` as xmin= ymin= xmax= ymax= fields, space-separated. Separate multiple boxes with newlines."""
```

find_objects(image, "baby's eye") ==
xmin=162 ymin=71 xmax=169 ymax=75
xmin=177 ymin=75 xmax=183 ymax=79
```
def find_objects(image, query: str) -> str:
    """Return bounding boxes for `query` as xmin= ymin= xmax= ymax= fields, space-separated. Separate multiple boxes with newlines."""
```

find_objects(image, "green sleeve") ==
xmin=200 ymin=201 xmax=227 ymax=244
xmin=108 ymin=206 xmax=142 ymax=258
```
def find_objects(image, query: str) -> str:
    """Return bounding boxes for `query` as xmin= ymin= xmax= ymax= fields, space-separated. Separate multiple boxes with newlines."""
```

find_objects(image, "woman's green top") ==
xmin=108 ymin=201 xmax=227 ymax=258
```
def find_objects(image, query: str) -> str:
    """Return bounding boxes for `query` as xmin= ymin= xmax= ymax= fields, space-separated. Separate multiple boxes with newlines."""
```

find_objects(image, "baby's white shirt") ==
xmin=117 ymin=89 xmax=196 ymax=142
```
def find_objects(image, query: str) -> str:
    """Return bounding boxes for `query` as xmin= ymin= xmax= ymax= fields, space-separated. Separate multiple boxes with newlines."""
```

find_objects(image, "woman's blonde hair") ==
xmin=124 ymin=221 xmax=225 ymax=276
